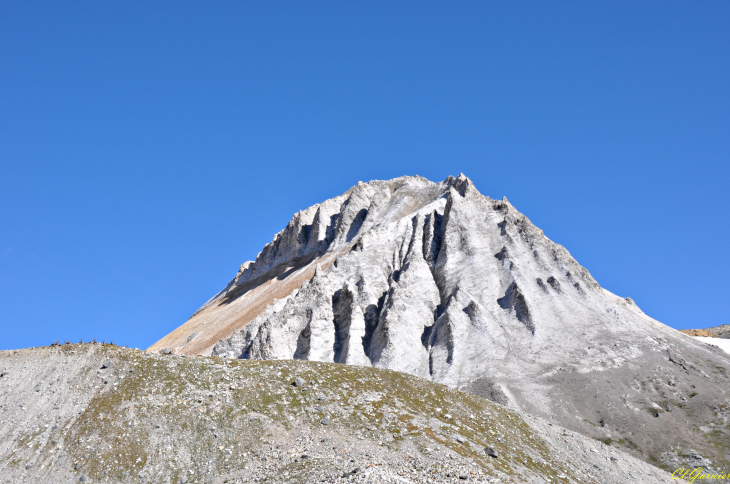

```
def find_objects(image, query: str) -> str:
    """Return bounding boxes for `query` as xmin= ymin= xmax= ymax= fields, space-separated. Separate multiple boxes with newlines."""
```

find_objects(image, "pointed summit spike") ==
xmin=452 ymin=173 xmax=474 ymax=197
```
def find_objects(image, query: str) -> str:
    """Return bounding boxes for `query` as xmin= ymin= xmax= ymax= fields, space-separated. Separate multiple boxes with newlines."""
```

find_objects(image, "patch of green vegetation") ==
xmin=47 ymin=344 xmax=592 ymax=483
xmin=615 ymin=438 xmax=639 ymax=450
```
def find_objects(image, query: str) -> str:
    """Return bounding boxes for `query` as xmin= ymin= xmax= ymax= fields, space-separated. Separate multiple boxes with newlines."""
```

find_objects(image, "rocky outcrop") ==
xmin=150 ymin=175 xmax=730 ymax=475
xmin=681 ymin=325 xmax=730 ymax=339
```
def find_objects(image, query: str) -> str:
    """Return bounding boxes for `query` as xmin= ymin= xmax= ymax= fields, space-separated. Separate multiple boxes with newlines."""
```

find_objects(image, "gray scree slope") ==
xmin=151 ymin=174 xmax=730 ymax=474
xmin=0 ymin=345 xmax=675 ymax=483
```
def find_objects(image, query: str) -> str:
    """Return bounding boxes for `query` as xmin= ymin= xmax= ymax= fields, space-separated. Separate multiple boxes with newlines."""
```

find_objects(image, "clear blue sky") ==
xmin=1 ymin=2 xmax=728 ymax=350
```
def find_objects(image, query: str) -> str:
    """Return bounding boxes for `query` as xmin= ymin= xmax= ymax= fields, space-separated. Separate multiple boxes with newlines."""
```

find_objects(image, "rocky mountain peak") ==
xmin=149 ymin=175 xmax=730 ymax=475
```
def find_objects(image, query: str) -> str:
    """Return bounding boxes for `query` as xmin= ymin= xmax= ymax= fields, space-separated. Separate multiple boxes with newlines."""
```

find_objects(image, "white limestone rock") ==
xmin=152 ymin=174 xmax=730 ymax=474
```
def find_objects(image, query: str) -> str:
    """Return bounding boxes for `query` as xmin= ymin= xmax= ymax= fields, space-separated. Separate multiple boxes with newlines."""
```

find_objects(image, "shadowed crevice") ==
xmin=497 ymin=282 xmax=534 ymax=335
xmin=362 ymin=292 xmax=386 ymax=360
xmin=422 ymin=211 xmax=443 ymax=270
xmin=346 ymin=209 xmax=368 ymax=242
xmin=332 ymin=288 xmax=355 ymax=363
xmin=293 ymin=310 xmax=314 ymax=360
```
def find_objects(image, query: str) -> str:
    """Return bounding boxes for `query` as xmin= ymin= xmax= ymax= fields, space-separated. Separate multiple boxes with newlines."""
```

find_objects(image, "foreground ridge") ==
xmin=0 ymin=344 xmax=672 ymax=483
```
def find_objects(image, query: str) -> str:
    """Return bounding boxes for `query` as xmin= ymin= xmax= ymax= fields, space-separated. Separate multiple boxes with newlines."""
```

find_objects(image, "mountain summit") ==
xmin=150 ymin=175 xmax=730 ymax=474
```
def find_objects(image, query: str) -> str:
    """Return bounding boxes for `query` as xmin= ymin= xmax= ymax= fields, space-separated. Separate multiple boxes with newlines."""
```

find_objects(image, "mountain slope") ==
xmin=0 ymin=344 xmax=674 ymax=483
xmin=150 ymin=175 xmax=730 ymax=475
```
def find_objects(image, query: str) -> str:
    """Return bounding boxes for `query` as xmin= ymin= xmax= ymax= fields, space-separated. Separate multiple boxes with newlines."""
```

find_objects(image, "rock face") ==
xmin=150 ymin=175 xmax=730 ymax=474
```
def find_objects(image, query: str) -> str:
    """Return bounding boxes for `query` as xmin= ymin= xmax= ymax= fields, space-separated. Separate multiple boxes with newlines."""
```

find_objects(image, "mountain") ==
xmin=0 ymin=344 xmax=675 ymax=483
xmin=150 ymin=175 xmax=730 ymax=475
xmin=681 ymin=325 xmax=730 ymax=339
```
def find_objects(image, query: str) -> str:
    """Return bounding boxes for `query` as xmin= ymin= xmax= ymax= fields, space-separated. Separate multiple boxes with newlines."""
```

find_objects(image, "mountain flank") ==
xmin=150 ymin=175 xmax=730 ymax=477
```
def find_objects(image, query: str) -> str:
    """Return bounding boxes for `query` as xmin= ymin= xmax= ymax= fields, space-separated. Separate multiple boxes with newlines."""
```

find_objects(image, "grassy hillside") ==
xmin=0 ymin=344 xmax=672 ymax=483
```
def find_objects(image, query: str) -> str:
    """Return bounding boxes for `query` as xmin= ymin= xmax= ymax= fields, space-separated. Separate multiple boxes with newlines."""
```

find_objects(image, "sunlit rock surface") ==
xmin=150 ymin=175 xmax=730 ymax=475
